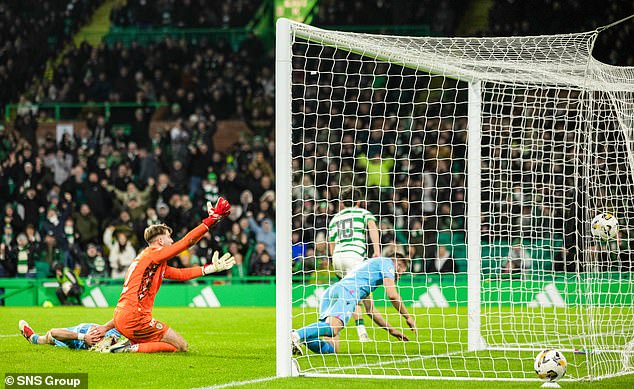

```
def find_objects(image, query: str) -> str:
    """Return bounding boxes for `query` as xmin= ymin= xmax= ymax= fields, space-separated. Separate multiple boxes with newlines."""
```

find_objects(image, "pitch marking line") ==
xmin=0 ymin=334 xmax=19 ymax=338
xmin=194 ymin=376 xmax=278 ymax=389
xmin=311 ymin=350 xmax=464 ymax=374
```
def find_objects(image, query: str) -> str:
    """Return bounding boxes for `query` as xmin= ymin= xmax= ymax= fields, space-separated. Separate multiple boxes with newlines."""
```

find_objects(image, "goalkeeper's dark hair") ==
xmin=341 ymin=187 xmax=362 ymax=208
xmin=144 ymin=223 xmax=173 ymax=244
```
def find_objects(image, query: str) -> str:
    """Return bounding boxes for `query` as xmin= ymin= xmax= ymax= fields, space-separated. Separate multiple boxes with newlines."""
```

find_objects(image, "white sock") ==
xmin=356 ymin=325 xmax=368 ymax=336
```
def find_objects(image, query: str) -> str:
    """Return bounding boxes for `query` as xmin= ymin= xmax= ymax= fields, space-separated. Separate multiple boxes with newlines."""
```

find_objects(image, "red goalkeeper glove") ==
xmin=202 ymin=197 xmax=231 ymax=228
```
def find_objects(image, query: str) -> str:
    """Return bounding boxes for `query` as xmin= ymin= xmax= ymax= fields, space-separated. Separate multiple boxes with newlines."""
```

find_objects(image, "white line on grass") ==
xmin=193 ymin=376 xmax=278 ymax=389
xmin=0 ymin=334 xmax=19 ymax=338
xmin=311 ymin=350 xmax=464 ymax=374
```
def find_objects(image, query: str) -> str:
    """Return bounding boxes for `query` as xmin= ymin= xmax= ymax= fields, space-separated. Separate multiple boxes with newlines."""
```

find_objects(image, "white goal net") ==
xmin=275 ymin=19 xmax=634 ymax=381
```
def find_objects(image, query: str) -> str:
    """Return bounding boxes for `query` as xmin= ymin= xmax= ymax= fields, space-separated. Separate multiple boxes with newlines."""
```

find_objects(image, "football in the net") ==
xmin=534 ymin=349 xmax=567 ymax=381
xmin=591 ymin=213 xmax=619 ymax=241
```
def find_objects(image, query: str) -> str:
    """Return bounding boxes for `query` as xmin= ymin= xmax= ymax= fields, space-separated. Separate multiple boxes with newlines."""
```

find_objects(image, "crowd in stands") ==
xmin=488 ymin=0 xmax=634 ymax=65
xmin=290 ymin=41 xmax=470 ymax=275
xmin=24 ymin=33 xmax=271 ymax=132
xmin=313 ymin=0 xmax=468 ymax=35
xmin=110 ymin=0 xmax=262 ymax=28
xmin=0 ymin=0 xmax=103 ymax=119
xmin=0 ymin=108 xmax=278 ymax=282
xmin=0 ymin=0 xmax=275 ymax=283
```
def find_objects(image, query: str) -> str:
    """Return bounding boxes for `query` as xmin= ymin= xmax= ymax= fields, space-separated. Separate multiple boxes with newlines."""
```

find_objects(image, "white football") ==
xmin=591 ymin=213 xmax=619 ymax=240
xmin=534 ymin=349 xmax=567 ymax=382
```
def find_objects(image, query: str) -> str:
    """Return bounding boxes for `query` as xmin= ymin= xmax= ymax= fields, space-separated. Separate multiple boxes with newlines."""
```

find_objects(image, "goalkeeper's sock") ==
xmin=296 ymin=321 xmax=333 ymax=341
xmin=136 ymin=342 xmax=177 ymax=353
xmin=305 ymin=338 xmax=334 ymax=354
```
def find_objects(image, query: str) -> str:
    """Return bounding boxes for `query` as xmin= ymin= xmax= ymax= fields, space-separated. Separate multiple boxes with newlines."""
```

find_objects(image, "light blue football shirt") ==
xmin=52 ymin=323 xmax=121 ymax=349
xmin=335 ymin=257 xmax=396 ymax=300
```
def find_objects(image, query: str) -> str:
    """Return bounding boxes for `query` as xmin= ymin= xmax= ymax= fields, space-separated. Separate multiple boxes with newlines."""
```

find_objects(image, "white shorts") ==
xmin=332 ymin=253 xmax=364 ymax=279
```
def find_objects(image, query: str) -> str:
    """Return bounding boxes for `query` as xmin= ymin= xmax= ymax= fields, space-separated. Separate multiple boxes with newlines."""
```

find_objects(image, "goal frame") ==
xmin=274 ymin=17 xmax=487 ymax=379
xmin=275 ymin=18 xmax=634 ymax=381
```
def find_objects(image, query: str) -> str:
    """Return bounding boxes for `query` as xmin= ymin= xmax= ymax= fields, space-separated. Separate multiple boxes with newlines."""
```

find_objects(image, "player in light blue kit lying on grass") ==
xmin=291 ymin=251 xmax=417 ymax=354
xmin=19 ymin=320 xmax=123 ymax=351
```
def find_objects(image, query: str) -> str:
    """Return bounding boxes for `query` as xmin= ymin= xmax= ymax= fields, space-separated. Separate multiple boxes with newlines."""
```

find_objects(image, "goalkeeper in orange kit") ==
xmin=90 ymin=198 xmax=235 ymax=353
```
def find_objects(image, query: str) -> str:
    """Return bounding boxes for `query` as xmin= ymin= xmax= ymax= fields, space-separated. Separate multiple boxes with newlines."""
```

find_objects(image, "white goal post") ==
xmin=275 ymin=18 xmax=634 ymax=381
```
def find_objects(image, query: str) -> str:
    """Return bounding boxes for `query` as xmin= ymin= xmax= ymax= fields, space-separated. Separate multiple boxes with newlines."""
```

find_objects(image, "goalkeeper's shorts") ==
xmin=114 ymin=308 xmax=170 ymax=343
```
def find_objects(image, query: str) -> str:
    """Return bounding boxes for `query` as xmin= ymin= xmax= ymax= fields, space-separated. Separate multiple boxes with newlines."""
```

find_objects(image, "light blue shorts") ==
xmin=319 ymin=285 xmax=359 ymax=325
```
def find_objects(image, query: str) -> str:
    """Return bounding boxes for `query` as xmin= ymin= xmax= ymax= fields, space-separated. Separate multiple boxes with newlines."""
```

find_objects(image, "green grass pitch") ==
xmin=0 ymin=307 xmax=633 ymax=388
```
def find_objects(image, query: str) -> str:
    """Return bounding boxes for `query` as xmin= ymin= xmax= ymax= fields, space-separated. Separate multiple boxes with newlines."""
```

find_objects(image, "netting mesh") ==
xmin=284 ymin=21 xmax=634 ymax=380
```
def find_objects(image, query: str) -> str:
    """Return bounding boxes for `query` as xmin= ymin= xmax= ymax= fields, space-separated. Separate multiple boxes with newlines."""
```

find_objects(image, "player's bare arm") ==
xmin=361 ymin=296 xmax=409 ymax=341
xmin=87 ymin=319 xmax=115 ymax=339
xmin=47 ymin=328 xmax=101 ymax=346
xmin=367 ymin=219 xmax=381 ymax=257
xmin=163 ymin=251 xmax=236 ymax=280
xmin=384 ymin=278 xmax=417 ymax=333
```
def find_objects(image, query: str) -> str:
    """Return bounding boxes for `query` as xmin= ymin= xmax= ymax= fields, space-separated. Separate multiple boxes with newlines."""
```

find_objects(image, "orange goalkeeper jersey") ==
xmin=115 ymin=223 xmax=208 ymax=315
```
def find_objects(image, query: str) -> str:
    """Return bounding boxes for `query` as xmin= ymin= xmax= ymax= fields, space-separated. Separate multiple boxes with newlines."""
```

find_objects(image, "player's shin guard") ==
xmin=305 ymin=338 xmax=335 ymax=354
xmin=296 ymin=321 xmax=333 ymax=341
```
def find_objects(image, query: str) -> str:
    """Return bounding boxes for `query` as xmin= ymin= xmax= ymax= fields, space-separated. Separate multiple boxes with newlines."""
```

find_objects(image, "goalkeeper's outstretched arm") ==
xmin=163 ymin=251 xmax=236 ymax=280
xmin=150 ymin=199 xmax=231 ymax=264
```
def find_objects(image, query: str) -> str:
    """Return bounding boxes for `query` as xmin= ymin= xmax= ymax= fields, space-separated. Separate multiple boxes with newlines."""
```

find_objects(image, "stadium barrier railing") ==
xmin=4 ymin=101 xmax=168 ymax=123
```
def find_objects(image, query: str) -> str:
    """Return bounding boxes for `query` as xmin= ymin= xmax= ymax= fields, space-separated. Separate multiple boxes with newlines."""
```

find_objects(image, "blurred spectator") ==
xmin=248 ymin=151 xmax=273 ymax=178
xmin=226 ymin=241 xmax=245 ymax=278
xmin=18 ymin=188 xmax=43 ymax=228
xmin=501 ymin=244 xmax=533 ymax=275
xmin=63 ymin=217 xmax=82 ymax=268
xmin=247 ymin=213 xmax=276 ymax=260
xmin=83 ymin=172 xmax=111 ymax=221
xmin=102 ymin=226 xmax=136 ymax=279
xmin=38 ymin=231 xmax=66 ymax=275
xmin=3 ymin=203 xmax=24 ymax=233
xmin=358 ymin=151 xmax=394 ymax=189
xmin=188 ymin=141 xmax=212 ymax=198
xmin=79 ymin=243 xmax=109 ymax=279
xmin=427 ymin=245 xmax=456 ymax=273
xmin=249 ymin=249 xmax=275 ymax=277
xmin=108 ymin=180 xmax=154 ymax=215
xmin=40 ymin=203 xmax=71 ymax=261
xmin=291 ymin=231 xmax=307 ymax=261
xmin=293 ymin=246 xmax=316 ymax=276
xmin=137 ymin=147 xmax=160 ymax=185
xmin=224 ymin=222 xmax=250 ymax=257
xmin=74 ymin=204 xmax=100 ymax=247
xmin=1 ymin=224 xmax=15 ymax=248
xmin=0 ymin=242 xmax=16 ymax=277
xmin=13 ymin=233 xmax=37 ymax=277
xmin=54 ymin=263 xmax=84 ymax=306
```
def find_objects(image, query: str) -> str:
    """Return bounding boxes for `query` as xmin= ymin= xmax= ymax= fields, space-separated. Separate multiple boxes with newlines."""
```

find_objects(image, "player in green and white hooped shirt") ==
xmin=328 ymin=188 xmax=381 ymax=342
